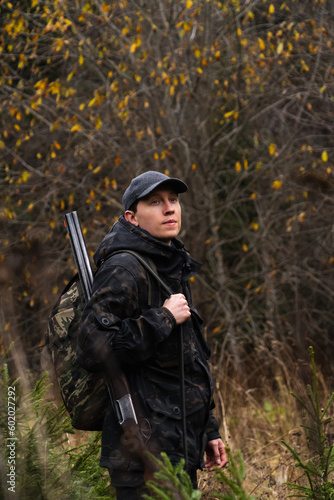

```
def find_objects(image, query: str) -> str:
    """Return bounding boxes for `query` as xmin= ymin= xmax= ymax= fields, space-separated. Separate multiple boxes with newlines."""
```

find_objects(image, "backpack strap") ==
xmin=106 ymin=250 xmax=172 ymax=304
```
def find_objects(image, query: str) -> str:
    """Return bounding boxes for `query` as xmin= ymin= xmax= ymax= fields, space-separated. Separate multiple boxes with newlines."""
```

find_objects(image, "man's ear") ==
xmin=124 ymin=210 xmax=139 ymax=226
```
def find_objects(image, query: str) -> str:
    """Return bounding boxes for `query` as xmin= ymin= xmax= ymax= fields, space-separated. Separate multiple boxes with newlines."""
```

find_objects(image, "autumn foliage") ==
xmin=1 ymin=0 xmax=334 ymax=378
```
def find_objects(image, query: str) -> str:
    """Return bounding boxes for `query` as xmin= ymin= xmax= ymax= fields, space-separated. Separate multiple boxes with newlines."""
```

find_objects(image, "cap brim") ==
xmin=139 ymin=178 xmax=188 ymax=199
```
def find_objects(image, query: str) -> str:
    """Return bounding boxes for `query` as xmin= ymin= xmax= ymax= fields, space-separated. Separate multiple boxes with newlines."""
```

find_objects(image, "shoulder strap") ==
xmin=108 ymin=250 xmax=172 ymax=300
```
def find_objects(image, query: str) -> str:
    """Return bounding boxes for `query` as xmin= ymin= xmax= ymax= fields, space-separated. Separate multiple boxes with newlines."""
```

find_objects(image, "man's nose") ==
xmin=164 ymin=201 xmax=175 ymax=213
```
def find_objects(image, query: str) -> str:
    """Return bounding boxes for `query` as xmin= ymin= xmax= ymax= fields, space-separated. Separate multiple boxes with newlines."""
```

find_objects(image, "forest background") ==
xmin=1 ymin=0 xmax=334 ymax=498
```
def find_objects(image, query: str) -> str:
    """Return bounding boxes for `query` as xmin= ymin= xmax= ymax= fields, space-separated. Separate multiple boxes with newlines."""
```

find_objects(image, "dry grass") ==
xmin=38 ymin=336 xmax=333 ymax=499
xmin=3 ymin=319 xmax=333 ymax=499
xmin=196 ymin=337 xmax=334 ymax=499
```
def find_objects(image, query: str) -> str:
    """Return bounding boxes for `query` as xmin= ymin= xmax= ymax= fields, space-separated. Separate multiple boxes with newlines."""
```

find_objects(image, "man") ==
xmin=77 ymin=171 xmax=227 ymax=499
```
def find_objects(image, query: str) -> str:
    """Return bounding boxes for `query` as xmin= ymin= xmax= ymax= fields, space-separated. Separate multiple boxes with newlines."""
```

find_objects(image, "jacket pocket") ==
xmin=145 ymin=386 xmax=205 ymax=421
xmin=143 ymin=387 xmax=208 ymax=467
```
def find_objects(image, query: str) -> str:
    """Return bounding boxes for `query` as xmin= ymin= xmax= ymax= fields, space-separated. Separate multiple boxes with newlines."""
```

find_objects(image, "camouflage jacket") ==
xmin=77 ymin=216 xmax=220 ymax=487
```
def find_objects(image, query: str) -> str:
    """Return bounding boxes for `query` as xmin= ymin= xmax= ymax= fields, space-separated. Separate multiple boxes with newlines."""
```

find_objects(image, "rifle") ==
xmin=64 ymin=212 xmax=138 ymax=427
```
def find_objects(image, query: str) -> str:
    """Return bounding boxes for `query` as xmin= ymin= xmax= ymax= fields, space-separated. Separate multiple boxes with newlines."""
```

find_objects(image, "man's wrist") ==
xmin=162 ymin=307 xmax=177 ymax=329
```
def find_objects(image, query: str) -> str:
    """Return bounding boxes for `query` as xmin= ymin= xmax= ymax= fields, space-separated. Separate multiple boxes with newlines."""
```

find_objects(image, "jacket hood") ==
xmin=93 ymin=215 xmax=201 ymax=281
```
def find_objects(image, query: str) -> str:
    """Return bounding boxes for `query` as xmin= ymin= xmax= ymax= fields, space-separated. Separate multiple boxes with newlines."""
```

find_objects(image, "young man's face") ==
xmin=125 ymin=188 xmax=181 ymax=244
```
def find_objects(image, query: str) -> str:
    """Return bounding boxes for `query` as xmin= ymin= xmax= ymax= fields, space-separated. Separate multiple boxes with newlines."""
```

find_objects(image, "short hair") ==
xmin=128 ymin=200 xmax=139 ymax=213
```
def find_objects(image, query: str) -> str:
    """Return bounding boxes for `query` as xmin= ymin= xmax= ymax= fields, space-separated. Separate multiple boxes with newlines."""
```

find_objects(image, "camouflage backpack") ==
xmin=43 ymin=251 xmax=160 ymax=431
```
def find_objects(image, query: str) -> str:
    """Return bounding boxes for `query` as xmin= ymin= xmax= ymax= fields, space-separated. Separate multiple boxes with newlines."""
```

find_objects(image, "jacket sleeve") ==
xmin=76 ymin=257 xmax=176 ymax=370
xmin=205 ymin=410 xmax=221 ymax=442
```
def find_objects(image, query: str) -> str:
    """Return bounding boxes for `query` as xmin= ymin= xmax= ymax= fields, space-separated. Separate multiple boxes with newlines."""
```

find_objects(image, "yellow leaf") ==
xmin=101 ymin=2 xmax=110 ymax=13
xmin=170 ymin=85 xmax=175 ymax=96
xmin=195 ymin=48 xmax=201 ymax=58
xmin=269 ymin=4 xmax=275 ymax=14
xmin=79 ymin=54 xmax=84 ymax=65
xmin=95 ymin=117 xmax=102 ymax=129
xmin=93 ymin=166 xmax=102 ymax=174
xmin=269 ymin=143 xmax=276 ymax=155
xmin=71 ymin=124 xmax=83 ymax=132
xmin=250 ymin=222 xmax=259 ymax=231
xmin=258 ymin=38 xmax=265 ymax=50
xmin=22 ymin=171 xmax=30 ymax=182
xmin=322 ymin=151 xmax=328 ymax=162
xmin=301 ymin=60 xmax=309 ymax=72
xmin=272 ymin=180 xmax=282 ymax=190
xmin=242 ymin=243 xmax=248 ymax=252
xmin=0 ymin=140 xmax=5 ymax=149
xmin=130 ymin=43 xmax=137 ymax=53
xmin=235 ymin=161 xmax=241 ymax=172
xmin=192 ymin=164 xmax=197 ymax=171
xmin=186 ymin=0 xmax=193 ymax=7
xmin=277 ymin=42 xmax=284 ymax=54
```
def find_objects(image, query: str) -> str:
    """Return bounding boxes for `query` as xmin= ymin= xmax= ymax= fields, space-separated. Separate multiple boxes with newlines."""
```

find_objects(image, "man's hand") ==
xmin=163 ymin=294 xmax=191 ymax=325
xmin=204 ymin=438 xmax=227 ymax=471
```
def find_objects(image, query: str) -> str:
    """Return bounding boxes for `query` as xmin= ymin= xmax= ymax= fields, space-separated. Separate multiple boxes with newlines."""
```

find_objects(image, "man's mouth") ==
xmin=163 ymin=219 xmax=177 ymax=225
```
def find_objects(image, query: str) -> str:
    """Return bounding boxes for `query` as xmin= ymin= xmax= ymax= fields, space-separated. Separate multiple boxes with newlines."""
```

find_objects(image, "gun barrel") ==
xmin=64 ymin=211 xmax=93 ymax=303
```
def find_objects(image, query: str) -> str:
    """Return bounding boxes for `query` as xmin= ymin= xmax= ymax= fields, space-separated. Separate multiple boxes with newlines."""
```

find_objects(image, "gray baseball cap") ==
xmin=122 ymin=171 xmax=188 ymax=211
